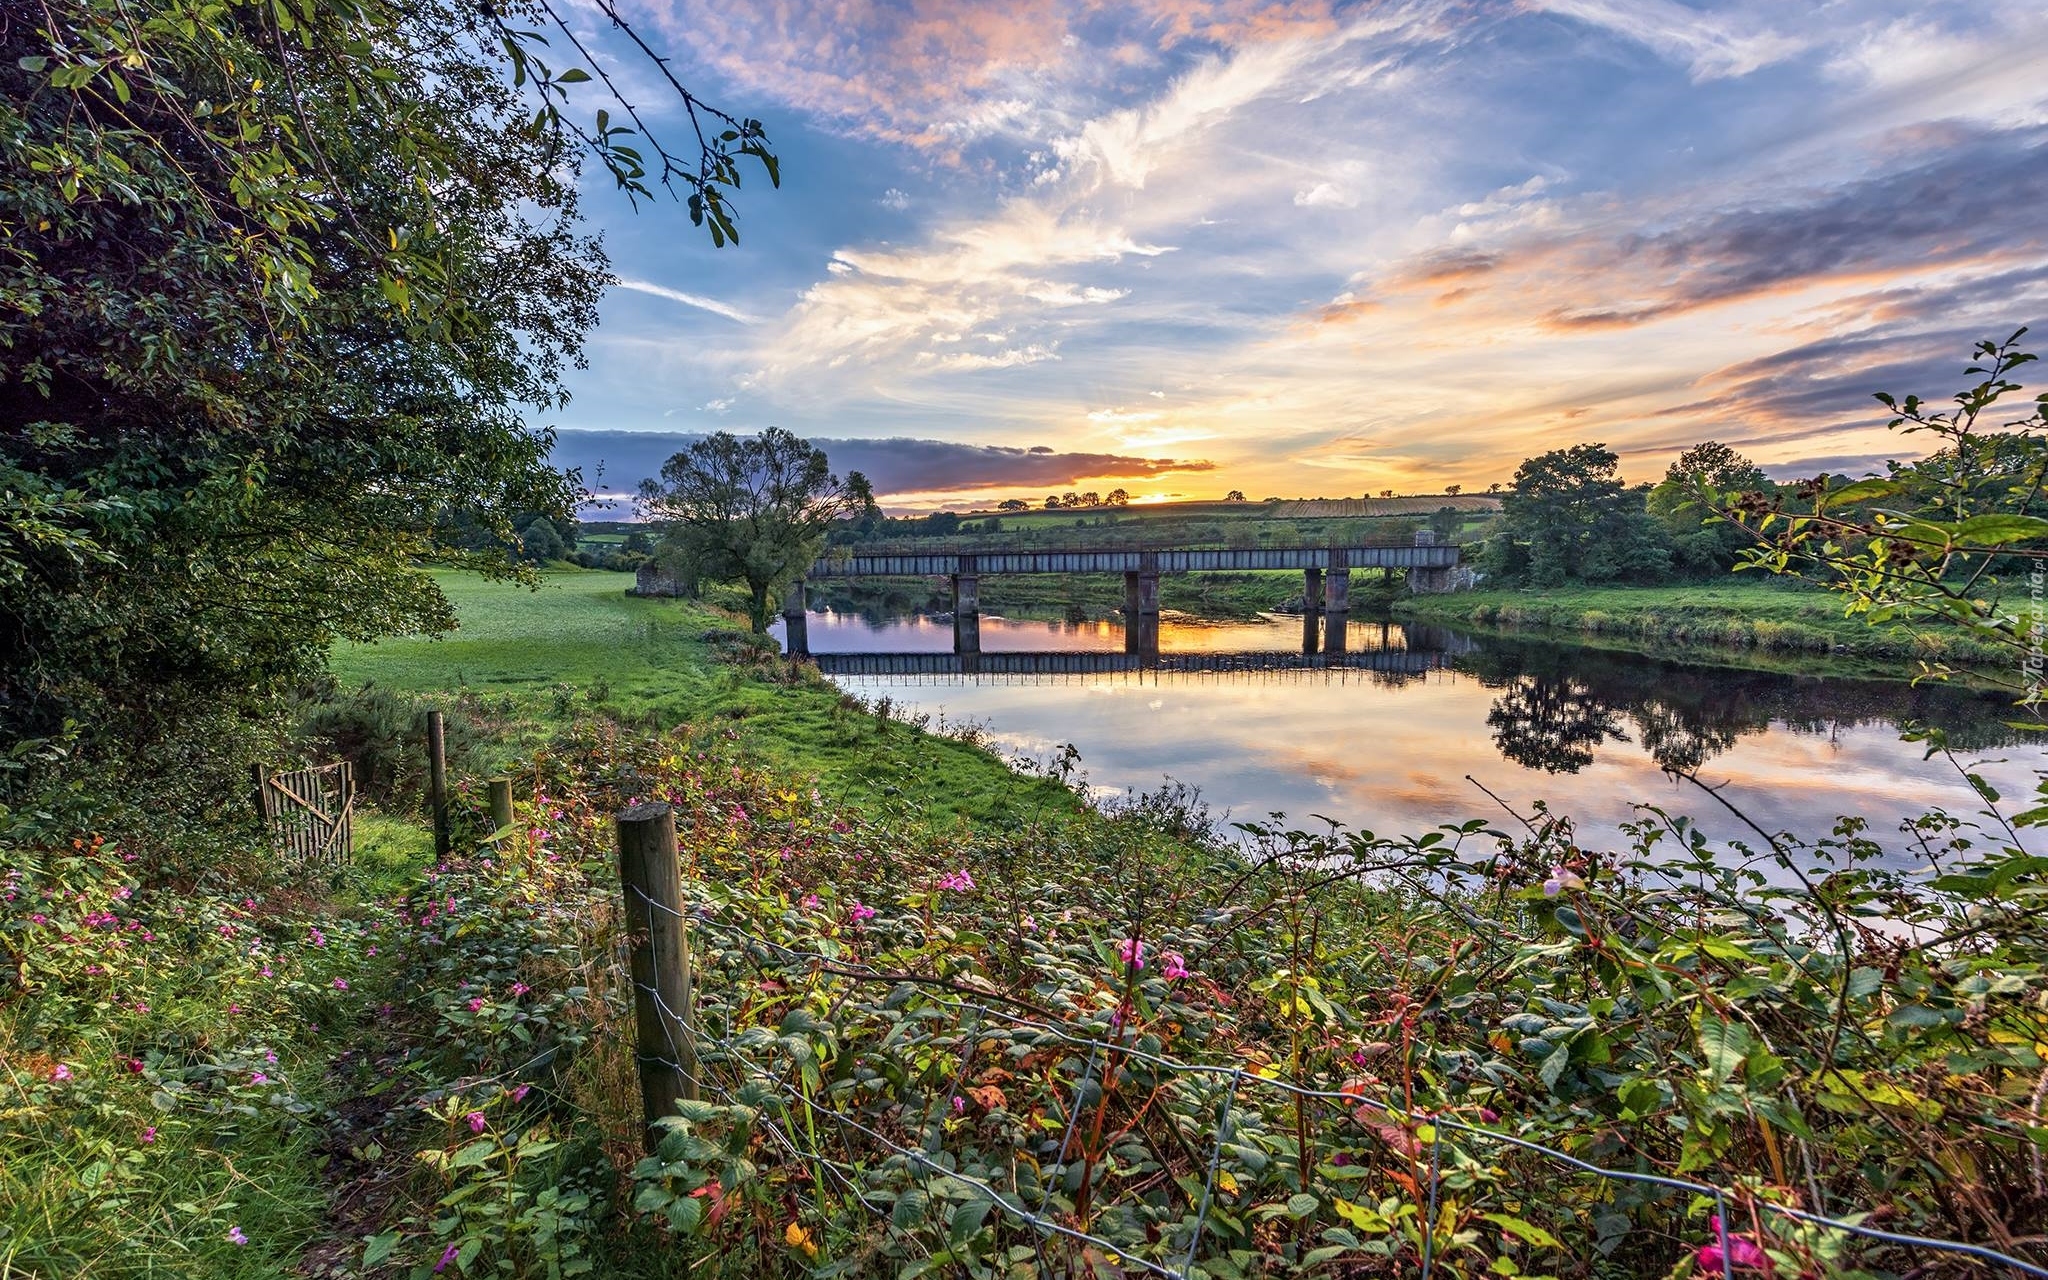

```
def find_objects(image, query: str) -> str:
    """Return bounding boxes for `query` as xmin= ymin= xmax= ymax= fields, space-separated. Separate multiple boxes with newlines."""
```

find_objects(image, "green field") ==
xmin=330 ymin=569 xmax=1079 ymax=823
xmin=1394 ymin=578 xmax=2012 ymax=668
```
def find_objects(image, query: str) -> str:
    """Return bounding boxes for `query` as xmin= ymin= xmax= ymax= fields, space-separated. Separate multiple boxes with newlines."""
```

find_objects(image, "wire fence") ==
xmin=616 ymin=882 xmax=2048 ymax=1280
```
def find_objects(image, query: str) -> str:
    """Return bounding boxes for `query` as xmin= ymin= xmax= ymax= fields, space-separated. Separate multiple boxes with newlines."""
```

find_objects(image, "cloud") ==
xmin=879 ymin=188 xmax=911 ymax=210
xmin=1293 ymin=182 xmax=1355 ymax=208
xmin=549 ymin=430 xmax=1215 ymax=502
xmin=612 ymin=277 xmax=758 ymax=324
xmin=1528 ymin=0 xmax=1803 ymax=81
xmin=916 ymin=343 xmax=1062 ymax=371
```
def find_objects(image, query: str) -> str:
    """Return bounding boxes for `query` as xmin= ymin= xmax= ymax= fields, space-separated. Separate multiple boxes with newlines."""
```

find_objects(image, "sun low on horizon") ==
xmin=547 ymin=0 xmax=2048 ymax=513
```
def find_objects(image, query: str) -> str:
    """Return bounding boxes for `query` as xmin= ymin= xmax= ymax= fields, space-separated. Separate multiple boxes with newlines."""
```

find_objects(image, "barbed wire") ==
xmin=620 ymin=882 xmax=2048 ymax=1280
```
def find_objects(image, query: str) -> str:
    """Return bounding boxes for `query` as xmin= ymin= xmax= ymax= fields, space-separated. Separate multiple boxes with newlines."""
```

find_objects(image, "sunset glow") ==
xmin=550 ymin=1 xmax=2048 ymax=510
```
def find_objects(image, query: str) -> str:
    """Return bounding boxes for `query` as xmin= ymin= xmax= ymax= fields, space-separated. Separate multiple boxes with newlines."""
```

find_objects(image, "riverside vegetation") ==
xmin=9 ymin=571 xmax=2046 ymax=1278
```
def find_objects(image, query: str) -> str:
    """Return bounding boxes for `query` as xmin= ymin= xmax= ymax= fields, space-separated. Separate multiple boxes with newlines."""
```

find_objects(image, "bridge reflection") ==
xmin=807 ymin=625 xmax=1477 ymax=682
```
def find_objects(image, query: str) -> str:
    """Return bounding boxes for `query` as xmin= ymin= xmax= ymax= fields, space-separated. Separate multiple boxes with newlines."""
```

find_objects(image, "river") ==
xmin=769 ymin=608 xmax=2047 ymax=860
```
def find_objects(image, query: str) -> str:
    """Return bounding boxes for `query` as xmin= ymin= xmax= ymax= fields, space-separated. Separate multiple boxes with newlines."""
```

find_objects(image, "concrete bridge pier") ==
xmin=1124 ymin=613 xmax=1160 ymax=661
xmin=951 ymin=558 xmax=980 ymax=653
xmin=781 ymin=579 xmax=809 ymax=656
xmin=1322 ymin=567 xmax=1350 ymax=652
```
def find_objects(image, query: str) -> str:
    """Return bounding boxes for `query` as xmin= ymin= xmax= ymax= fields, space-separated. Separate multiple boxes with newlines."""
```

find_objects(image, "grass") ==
xmin=1395 ymin=577 xmax=2014 ymax=667
xmin=331 ymin=569 xmax=1081 ymax=825
xmin=808 ymin=568 xmax=1395 ymax=621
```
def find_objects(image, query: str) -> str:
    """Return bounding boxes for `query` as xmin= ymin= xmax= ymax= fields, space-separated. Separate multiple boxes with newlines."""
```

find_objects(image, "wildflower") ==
xmin=800 ymin=894 xmax=822 ymax=911
xmin=309 ymin=927 xmax=325 ymax=947
xmin=1115 ymin=937 xmax=1147 ymax=971
xmin=951 ymin=1094 xmax=965 ymax=1114
xmin=1160 ymin=951 xmax=1190 ymax=981
xmin=114 ymin=886 xmax=132 ymax=899
xmin=1697 ymin=1217 xmax=1768 ymax=1271
xmin=1020 ymin=914 xmax=1036 ymax=931
xmin=1480 ymin=1107 xmax=1501 ymax=1124
xmin=511 ymin=1085 xmax=531 ymax=1103
xmin=435 ymin=1243 xmax=460 ymax=1273
xmin=125 ymin=1057 xmax=144 ymax=1073
xmin=467 ymin=997 xmax=485 ymax=1013
xmin=1541 ymin=866 xmax=1585 ymax=897
xmin=265 ymin=1050 xmax=278 ymax=1064
xmin=731 ymin=805 xmax=749 ymax=824
xmin=937 ymin=869 xmax=976 ymax=892
xmin=260 ymin=967 xmax=273 ymax=978
xmin=229 ymin=1003 xmax=241 ymax=1014
xmin=29 ymin=914 xmax=45 ymax=925
xmin=51 ymin=1064 xmax=71 ymax=1082
xmin=467 ymin=1111 xmax=487 ymax=1133
xmin=332 ymin=977 xmax=349 ymax=991
xmin=141 ymin=1126 xmax=156 ymax=1143
xmin=366 ymin=946 xmax=377 ymax=956
xmin=510 ymin=982 xmax=529 ymax=997
xmin=848 ymin=901 xmax=877 ymax=924
xmin=228 ymin=1226 xmax=248 ymax=1246
xmin=251 ymin=1072 xmax=268 ymax=1084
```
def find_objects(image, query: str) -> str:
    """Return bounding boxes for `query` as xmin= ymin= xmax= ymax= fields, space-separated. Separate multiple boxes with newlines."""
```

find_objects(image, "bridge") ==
xmin=785 ymin=534 xmax=1468 ymax=656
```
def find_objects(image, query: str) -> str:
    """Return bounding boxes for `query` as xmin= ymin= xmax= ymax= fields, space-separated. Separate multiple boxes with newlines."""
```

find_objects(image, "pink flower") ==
xmin=1115 ymin=938 xmax=1147 ymax=971
xmin=229 ymin=1003 xmax=241 ymax=1015
xmin=731 ymin=805 xmax=749 ymax=824
xmin=1160 ymin=951 xmax=1190 ymax=981
xmin=125 ymin=1058 xmax=144 ymax=1073
xmin=332 ymin=977 xmax=348 ymax=990
xmin=467 ymin=1111 xmax=487 ymax=1133
xmin=228 ymin=1226 xmax=248 ymax=1246
xmin=141 ymin=1125 xmax=156 ymax=1143
xmin=467 ymin=997 xmax=485 ymax=1013
xmin=50 ymin=1064 xmax=71 ymax=1081
xmin=510 ymin=982 xmax=529 ymax=997
xmin=1020 ymin=914 xmax=1036 ymax=931
xmin=435 ymin=1243 xmax=460 ymax=1273
xmin=937 ymin=869 xmax=976 ymax=892
xmin=950 ymin=1095 xmax=965 ymax=1114
xmin=1697 ymin=1217 xmax=1769 ymax=1271
xmin=848 ymin=901 xmax=877 ymax=924
xmin=801 ymin=894 xmax=822 ymax=911
xmin=251 ymin=1071 xmax=268 ymax=1084
xmin=1541 ymin=866 xmax=1585 ymax=897
xmin=309 ymin=927 xmax=325 ymax=947
xmin=29 ymin=914 xmax=45 ymax=925
xmin=511 ymin=1085 xmax=531 ymax=1103
xmin=366 ymin=946 xmax=377 ymax=956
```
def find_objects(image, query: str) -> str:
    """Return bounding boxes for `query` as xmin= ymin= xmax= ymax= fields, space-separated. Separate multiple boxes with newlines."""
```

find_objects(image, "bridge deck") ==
xmin=808 ymin=544 xmax=1460 ymax=578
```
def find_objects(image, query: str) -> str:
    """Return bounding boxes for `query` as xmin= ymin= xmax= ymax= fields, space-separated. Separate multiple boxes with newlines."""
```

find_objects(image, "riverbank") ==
xmin=1393 ymin=579 xmax=2014 ymax=671
xmin=330 ymin=569 xmax=1080 ymax=825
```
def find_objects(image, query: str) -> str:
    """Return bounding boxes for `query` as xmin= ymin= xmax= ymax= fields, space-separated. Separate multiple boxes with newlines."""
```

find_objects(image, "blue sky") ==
xmin=546 ymin=0 xmax=2048 ymax=511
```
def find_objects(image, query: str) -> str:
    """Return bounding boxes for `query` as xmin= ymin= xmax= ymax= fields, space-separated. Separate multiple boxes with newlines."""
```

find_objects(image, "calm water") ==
xmin=770 ymin=609 xmax=2045 ymax=857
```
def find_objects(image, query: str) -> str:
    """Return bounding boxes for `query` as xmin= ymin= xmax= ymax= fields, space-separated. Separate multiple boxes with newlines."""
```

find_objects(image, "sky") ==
xmin=544 ymin=0 xmax=2048 ymax=513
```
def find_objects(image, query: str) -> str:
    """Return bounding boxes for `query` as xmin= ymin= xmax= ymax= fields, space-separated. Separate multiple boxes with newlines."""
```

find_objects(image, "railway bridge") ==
xmin=785 ymin=533 xmax=1467 ymax=656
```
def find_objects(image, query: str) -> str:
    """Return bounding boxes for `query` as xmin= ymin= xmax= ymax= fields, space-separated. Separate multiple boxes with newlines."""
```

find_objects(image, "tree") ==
xmin=998 ymin=498 xmax=1031 ymax=512
xmin=1063 ymin=491 xmax=1083 ymax=508
xmin=1649 ymin=441 xmax=1769 ymax=575
xmin=1225 ymin=490 xmax=1247 ymax=502
xmin=1429 ymin=506 xmax=1463 ymax=540
xmin=519 ymin=518 xmax=569 ymax=563
xmin=1488 ymin=482 xmax=1503 ymax=495
xmin=1 ymin=1 xmax=776 ymax=804
xmin=1045 ymin=495 xmax=1064 ymax=510
xmin=1486 ymin=443 xmax=1671 ymax=586
xmin=1105 ymin=489 xmax=1131 ymax=506
xmin=1380 ymin=489 xmax=1396 ymax=499
xmin=1445 ymin=484 xmax=1462 ymax=496
xmin=1722 ymin=330 xmax=2048 ymax=701
xmin=639 ymin=429 xmax=875 ymax=633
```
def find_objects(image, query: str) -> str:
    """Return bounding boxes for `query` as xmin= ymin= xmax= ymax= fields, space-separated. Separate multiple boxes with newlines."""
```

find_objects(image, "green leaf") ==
xmin=449 ymin=1139 xmax=496 ymax=1169
xmin=1286 ymin=1192 xmax=1320 ymax=1218
xmin=1952 ymin=514 xmax=2048 ymax=546
xmin=1696 ymin=1018 xmax=1752 ymax=1083
xmin=1482 ymin=1212 xmax=1563 ymax=1250
xmin=557 ymin=67 xmax=592 ymax=83
xmin=362 ymin=1231 xmax=401 ymax=1266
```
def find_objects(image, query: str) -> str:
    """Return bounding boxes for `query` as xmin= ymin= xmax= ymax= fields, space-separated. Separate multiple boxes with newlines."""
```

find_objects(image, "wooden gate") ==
xmin=252 ymin=762 xmax=356 ymax=865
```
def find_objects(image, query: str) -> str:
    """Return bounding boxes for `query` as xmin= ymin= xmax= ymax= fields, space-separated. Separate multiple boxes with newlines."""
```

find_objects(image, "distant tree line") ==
xmin=1476 ymin=441 xmax=1773 ymax=587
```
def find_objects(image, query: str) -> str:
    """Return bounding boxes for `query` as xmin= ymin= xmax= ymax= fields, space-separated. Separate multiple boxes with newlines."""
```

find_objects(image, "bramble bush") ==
xmin=6 ymin=703 xmax=2044 ymax=1278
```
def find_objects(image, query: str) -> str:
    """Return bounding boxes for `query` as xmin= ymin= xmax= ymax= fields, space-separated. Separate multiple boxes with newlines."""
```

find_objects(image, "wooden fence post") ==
xmin=427 ymin=709 xmax=450 ymax=858
xmin=488 ymin=778 xmax=514 ymax=835
xmin=616 ymin=802 xmax=697 ymax=1151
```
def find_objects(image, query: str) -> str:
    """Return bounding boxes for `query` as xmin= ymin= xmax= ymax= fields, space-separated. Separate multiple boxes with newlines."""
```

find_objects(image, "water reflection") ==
xmin=768 ymin=608 xmax=2044 ymax=852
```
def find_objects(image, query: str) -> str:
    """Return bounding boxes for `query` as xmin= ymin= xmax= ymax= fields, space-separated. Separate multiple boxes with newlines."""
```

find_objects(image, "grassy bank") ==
xmin=1394 ymin=579 xmax=2014 ymax=668
xmin=330 ymin=570 xmax=1078 ymax=825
